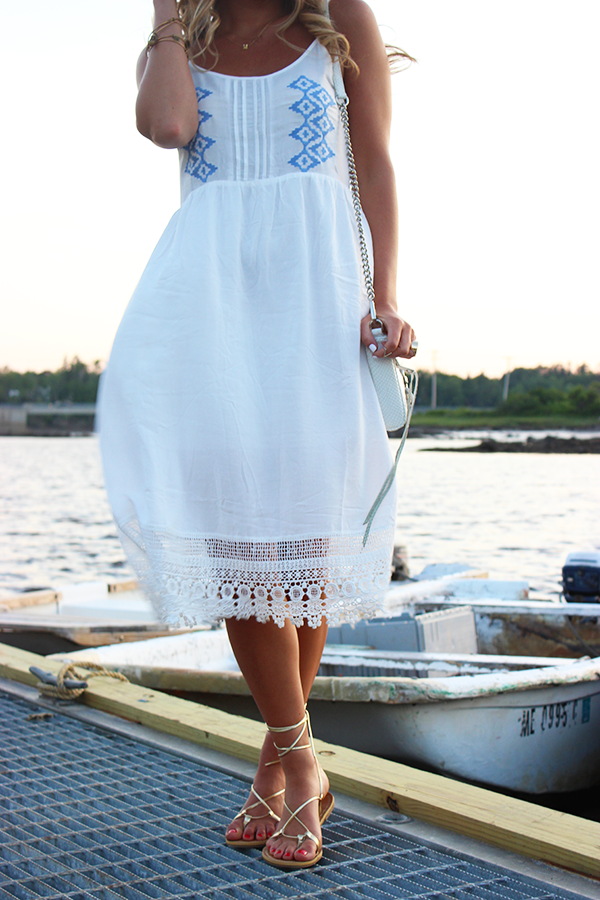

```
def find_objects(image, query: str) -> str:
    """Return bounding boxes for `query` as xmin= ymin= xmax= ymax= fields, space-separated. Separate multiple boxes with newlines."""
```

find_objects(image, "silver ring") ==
xmin=410 ymin=340 xmax=418 ymax=354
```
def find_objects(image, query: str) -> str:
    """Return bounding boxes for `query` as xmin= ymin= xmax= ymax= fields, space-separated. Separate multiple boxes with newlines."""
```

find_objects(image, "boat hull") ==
xmin=121 ymin=680 xmax=600 ymax=794
xmin=306 ymin=680 xmax=600 ymax=794
xmin=54 ymin=646 xmax=600 ymax=794
xmin=115 ymin=677 xmax=600 ymax=794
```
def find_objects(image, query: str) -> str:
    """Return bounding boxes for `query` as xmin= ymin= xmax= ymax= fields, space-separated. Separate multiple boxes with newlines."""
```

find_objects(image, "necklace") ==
xmin=222 ymin=15 xmax=279 ymax=51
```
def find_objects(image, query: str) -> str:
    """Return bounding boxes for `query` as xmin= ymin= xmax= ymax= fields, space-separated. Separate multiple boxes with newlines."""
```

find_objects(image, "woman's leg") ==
xmin=224 ymin=616 xmax=329 ymax=861
xmin=298 ymin=619 xmax=329 ymax=701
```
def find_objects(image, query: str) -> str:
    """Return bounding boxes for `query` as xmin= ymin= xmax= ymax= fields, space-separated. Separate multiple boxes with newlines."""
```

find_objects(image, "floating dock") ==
xmin=1 ymin=643 xmax=599 ymax=899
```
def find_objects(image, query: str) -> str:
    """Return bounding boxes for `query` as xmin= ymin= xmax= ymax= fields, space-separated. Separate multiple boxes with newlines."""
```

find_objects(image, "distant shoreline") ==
xmin=1 ymin=405 xmax=599 ymax=439
xmin=422 ymin=435 xmax=600 ymax=454
xmin=406 ymin=411 xmax=600 ymax=434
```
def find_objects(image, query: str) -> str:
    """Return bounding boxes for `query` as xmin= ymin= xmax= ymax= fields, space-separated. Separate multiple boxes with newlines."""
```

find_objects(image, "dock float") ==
xmin=1 ymin=642 xmax=599 ymax=899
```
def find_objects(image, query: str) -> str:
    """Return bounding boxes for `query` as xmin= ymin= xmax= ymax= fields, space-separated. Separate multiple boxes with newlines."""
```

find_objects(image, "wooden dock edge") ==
xmin=1 ymin=641 xmax=599 ymax=879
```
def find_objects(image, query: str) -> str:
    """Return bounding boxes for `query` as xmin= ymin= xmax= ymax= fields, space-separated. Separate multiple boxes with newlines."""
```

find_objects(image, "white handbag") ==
xmin=331 ymin=58 xmax=419 ymax=543
xmin=366 ymin=333 xmax=418 ymax=432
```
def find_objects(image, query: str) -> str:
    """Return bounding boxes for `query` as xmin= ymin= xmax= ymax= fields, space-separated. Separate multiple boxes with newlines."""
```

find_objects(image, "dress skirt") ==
xmin=98 ymin=50 xmax=398 ymax=629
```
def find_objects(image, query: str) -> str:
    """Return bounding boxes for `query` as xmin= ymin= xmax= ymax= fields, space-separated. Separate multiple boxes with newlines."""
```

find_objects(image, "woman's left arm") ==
xmin=330 ymin=0 xmax=415 ymax=359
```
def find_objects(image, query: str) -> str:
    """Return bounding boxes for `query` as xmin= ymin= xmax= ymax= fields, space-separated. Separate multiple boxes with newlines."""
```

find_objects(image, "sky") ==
xmin=1 ymin=1 xmax=599 ymax=378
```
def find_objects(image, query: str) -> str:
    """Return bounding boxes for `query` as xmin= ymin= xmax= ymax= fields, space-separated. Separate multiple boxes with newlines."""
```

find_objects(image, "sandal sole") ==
xmin=225 ymin=838 xmax=269 ymax=849
xmin=319 ymin=792 xmax=335 ymax=824
xmin=262 ymin=845 xmax=323 ymax=869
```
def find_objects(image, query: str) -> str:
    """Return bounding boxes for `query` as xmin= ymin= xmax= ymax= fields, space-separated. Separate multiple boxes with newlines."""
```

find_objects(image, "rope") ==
xmin=34 ymin=661 xmax=129 ymax=700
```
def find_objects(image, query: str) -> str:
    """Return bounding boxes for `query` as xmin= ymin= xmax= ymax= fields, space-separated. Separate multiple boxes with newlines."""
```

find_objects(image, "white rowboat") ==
xmin=53 ymin=624 xmax=600 ymax=794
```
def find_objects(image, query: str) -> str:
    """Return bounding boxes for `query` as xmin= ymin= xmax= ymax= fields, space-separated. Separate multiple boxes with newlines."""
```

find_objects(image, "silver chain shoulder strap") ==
xmin=332 ymin=60 xmax=377 ymax=322
xmin=330 ymin=52 xmax=418 ymax=545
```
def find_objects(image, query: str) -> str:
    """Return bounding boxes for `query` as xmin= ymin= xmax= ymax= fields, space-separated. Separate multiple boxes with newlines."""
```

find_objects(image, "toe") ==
xmin=226 ymin=823 xmax=242 ymax=841
xmin=267 ymin=838 xmax=283 ymax=858
xmin=295 ymin=840 xmax=317 ymax=862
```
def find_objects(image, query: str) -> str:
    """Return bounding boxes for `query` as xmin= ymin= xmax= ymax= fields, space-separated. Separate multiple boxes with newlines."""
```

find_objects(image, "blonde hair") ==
xmin=177 ymin=0 xmax=414 ymax=74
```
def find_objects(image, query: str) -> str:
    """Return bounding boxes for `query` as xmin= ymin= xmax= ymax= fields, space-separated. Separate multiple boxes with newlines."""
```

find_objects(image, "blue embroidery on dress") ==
xmin=184 ymin=88 xmax=218 ymax=183
xmin=288 ymin=76 xmax=335 ymax=172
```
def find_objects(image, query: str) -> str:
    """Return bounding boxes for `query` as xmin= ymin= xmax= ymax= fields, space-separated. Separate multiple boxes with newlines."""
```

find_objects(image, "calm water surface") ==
xmin=392 ymin=431 xmax=600 ymax=596
xmin=0 ymin=434 xmax=598 ymax=598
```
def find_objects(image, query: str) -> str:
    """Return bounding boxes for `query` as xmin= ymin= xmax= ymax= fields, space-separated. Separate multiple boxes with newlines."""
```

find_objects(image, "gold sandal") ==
xmin=225 ymin=784 xmax=285 ymax=849
xmin=261 ymin=709 xmax=334 ymax=869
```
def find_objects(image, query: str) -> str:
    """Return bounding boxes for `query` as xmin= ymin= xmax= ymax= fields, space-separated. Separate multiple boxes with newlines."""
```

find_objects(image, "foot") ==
xmin=225 ymin=733 xmax=285 ymax=845
xmin=264 ymin=753 xmax=330 ymax=864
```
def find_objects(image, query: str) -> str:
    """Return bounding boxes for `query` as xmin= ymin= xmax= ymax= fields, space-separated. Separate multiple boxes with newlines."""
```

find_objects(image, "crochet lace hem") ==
xmin=118 ymin=519 xmax=394 ymax=629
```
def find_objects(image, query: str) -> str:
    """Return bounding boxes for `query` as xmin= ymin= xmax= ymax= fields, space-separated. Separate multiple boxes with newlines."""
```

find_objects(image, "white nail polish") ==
xmin=368 ymin=343 xmax=377 ymax=353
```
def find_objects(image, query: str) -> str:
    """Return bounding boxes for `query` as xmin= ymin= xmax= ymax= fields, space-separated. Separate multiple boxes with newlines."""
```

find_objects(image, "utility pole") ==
xmin=502 ymin=356 xmax=513 ymax=402
xmin=431 ymin=351 xmax=438 ymax=410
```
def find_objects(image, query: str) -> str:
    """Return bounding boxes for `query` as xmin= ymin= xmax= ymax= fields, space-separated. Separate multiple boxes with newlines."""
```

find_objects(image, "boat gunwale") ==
xmin=54 ymin=655 xmax=600 ymax=705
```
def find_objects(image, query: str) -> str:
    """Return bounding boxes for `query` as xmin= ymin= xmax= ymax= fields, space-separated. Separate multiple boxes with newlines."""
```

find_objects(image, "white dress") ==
xmin=98 ymin=40 xmax=397 ymax=628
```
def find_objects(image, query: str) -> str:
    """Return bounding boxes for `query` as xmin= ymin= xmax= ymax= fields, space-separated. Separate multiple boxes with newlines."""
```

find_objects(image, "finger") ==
xmin=380 ymin=320 xmax=402 ymax=358
xmin=361 ymin=315 xmax=388 ymax=358
xmin=395 ymin=325 xmax=416 ymax=359
xmin=360 ymin=315 xmax=376 ymax=351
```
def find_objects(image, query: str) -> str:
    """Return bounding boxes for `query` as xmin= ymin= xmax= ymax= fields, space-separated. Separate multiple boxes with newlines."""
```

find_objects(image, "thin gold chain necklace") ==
xmin=222 ymin=15 xmax=280 ymax=51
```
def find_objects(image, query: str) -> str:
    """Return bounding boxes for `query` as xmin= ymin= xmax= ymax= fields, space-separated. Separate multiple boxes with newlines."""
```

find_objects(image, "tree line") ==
xmin=1 ymin=359 xmax=599 ymax=415
xmin=416 ymin=365 xmax=600 ymax=415
xmin=0 ymin=358 xmax=101 ymax=405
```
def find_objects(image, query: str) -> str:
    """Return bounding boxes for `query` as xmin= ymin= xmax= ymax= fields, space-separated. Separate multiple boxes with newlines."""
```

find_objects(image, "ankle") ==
xmin=267 ymin=710 xmax=311 ymax=760
xmin=277 ymin=746 xmax=318 ymax=777
xmin=260 ymin=743 xmax=281 ymax=768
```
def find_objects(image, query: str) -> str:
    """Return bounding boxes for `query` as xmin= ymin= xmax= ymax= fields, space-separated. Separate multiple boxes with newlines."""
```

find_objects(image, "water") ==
xmin=1 ymin=433 xmax=598 ymax=599
xmin=0 ymin=437 xmax=126 ymax=597
xmin=2 ymin=433 xmax=600 ymax=820
xmin=392 ymin=432 xmax=600 ymax=597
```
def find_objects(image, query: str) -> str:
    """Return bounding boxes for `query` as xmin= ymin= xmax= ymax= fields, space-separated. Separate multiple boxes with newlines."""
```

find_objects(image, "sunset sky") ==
xmin=2 ymin=0 xmax=599 ymax=378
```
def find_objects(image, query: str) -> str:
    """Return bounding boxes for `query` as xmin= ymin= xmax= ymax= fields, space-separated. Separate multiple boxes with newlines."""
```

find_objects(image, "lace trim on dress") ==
xmin=117 ymin=519 xmax=393 ymax=629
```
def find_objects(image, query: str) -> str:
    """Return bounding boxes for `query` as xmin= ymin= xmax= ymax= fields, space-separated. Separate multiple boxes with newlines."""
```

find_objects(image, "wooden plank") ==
xmin=0 ymin=590 xmax=61 ymax=612
xmin=107 ymin=580 xmax=139 ymax=594
xmin=1 ymin=641 xmax=599 ymax=878
xmin=0 ymin=617 xmax=191 ymax=645
xmin=0 ymin=642 xmax=263 ymax=764
xmin=0 ymin=580 xmax=141 ymax=609
xmin=0 ymin=616 xmax=165 ymax=631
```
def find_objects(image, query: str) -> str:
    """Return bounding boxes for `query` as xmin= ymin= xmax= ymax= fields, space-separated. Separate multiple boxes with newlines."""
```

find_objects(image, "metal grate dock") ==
xmin=0 ymin=690 xmax=586 ymax=900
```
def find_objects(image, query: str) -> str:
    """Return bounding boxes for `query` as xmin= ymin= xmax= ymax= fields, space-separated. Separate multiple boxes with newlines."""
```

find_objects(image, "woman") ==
xmin=98 ymin=0 xmax=415 ymax=870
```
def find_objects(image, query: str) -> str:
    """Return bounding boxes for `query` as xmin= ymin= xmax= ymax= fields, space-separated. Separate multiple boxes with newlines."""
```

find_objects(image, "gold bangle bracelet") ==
xmin=153 ymin=16 xmax=188 ymax=36
xmin=146 ymin=15 xmax=189 ymax=54
xmin=146 ymin=33 xmax=189 ymax=57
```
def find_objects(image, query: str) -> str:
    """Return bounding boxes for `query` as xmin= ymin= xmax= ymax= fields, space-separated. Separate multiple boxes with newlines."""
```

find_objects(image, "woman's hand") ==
xmin=360 ymin=306 xmax=417 ymax=360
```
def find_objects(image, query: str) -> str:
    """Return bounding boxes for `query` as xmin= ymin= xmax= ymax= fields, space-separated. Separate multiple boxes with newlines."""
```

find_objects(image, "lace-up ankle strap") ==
xmin=265 ymin=710 xmax=311 ymax=764
xmin=265 ymin=710 xmax=323 ymax=802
